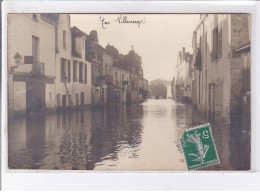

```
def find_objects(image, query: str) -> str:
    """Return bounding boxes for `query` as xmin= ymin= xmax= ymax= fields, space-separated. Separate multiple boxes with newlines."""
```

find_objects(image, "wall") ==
xmin=194 ymin=14 xmax=231 ymax=122
xmin=8 ymin=14 xmax=56 ymax=113
xmin=193 ymin=14 xmax=249 ymax=124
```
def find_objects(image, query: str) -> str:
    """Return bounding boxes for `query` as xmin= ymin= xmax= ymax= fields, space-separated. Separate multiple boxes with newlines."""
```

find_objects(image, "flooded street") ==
xmin=8 ymin=99 xmax=246 ymax=171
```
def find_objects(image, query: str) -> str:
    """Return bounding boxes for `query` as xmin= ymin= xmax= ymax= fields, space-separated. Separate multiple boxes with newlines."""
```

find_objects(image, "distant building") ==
xmin=173 ymin=47 xmax=193 ymax=103
xmin=167 ymin=85 xmax=172 ymax=99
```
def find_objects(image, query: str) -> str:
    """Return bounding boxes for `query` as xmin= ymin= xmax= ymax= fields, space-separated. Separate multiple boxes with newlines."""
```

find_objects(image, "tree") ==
xmin=149 ymin=79 xmax=170 ymax=98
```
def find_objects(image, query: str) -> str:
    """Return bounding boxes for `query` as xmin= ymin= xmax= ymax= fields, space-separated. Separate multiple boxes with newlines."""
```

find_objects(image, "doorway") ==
xmin=81 ymin=92 xmax=84 ymax=106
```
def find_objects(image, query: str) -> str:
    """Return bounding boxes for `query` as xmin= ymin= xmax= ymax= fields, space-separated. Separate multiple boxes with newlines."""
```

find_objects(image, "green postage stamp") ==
xmin=180 ymin=123 xmax=220 ymax=170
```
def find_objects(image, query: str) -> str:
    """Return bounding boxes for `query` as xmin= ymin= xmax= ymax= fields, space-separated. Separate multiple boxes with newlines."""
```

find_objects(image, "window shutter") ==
xmin=217 ymin=25 xmax=222 ymax=58
xmin=211 ymin=29 xmax=214 ymax=62
xmin=85 ymin=64 xmax=87 ymax=83
xmin=68 ymin=60 xmax=71 ymax=83
xmin=61 ymin=59 xmax=64 ymax=82
xmin=214 ymin=28 xmax=218 ymax=61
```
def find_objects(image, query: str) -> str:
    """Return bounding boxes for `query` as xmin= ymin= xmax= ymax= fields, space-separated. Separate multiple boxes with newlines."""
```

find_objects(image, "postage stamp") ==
xmin=180 ymin=123 xmax=220 ymax=170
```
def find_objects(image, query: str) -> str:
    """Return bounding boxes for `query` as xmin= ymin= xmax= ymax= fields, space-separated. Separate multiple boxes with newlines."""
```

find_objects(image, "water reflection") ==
xmin=8 ymin=99 xmax=246 ymax=170
xmin=9 ymin=103 xmax=144 ymax=170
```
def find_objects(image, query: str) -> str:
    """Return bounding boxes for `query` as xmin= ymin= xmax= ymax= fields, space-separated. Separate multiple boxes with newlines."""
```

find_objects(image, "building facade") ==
xmin=8 ymin=13 xmax=148 ymax=117
xmin=8 ymin=14 xmax=92 ymax=117
xmin=173 ymin=47 xmax=193 ymax=103
xmin=192 ymin=14 xmax=250 ymax=126
xmin=8 ymin=14 xmax=56 ymax=116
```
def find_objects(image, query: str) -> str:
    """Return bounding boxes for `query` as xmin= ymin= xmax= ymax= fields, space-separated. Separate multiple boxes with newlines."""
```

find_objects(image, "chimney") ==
xmin=182 ymin=47 xmax=186 ymax=60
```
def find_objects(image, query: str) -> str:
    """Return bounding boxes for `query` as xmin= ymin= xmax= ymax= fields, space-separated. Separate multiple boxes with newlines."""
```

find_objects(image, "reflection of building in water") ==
xmin=87 ymin=104 xmax=143 ymax=170
xmin=9 ymin=105 xmax=144 ymax=170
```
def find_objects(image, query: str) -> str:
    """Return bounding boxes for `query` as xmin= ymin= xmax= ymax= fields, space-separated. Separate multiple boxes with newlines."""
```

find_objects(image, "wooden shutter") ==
xmin=73 ymin=61 xmax=76 ymax=82
xmin=211 ymin=29 xmax=214 ymax=62
xmin=85 ymin=64 xmax=87 ymax=83
xmin=79 ymin=62 xmax=83 ymax=82
xmin=68 ymin=60 xmax=71 ymax=82
xmin=61 ymin=58 xmax=64 ymax=82
xmin=213 ymin=28 xmax=218 ymax=61
xmin=217 ymin=24 xmax=222 ymax=58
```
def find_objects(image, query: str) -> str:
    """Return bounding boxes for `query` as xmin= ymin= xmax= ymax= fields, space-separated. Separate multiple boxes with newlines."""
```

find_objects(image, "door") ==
xmin=208 ymin=83 xmax=212 ymax=122
xmin=81 ymin=92 xmax=84 ymax=106
xmin=26 ymin=83 xmax=45 ymax=113
xmin=62 ymin=95 xmax=66 ymax=107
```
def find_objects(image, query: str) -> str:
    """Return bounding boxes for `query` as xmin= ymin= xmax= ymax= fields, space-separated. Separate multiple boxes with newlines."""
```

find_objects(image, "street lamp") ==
xmin=10 ymin=52 xmax=22 ymax=73
xmin=14 ymin=52 xmax=22 ymax=65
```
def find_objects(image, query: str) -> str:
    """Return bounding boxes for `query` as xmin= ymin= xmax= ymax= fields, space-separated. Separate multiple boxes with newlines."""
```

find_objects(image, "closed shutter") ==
xmin=211 ymin=29 xmax=214 ymax=62
xmin=214 ymin=28 xmax=218 ymax=61
xmin=68 ymin=60 xmax=71 ymax=82
xmin=217 ymin=24 xmax=222 ymax=58
xmin=85 ymin=64 xmax=87 ymax=83
xmin=73 ymin=61 xmax=77 ymax=82
xmin=61 ymin=59 xmax=65 ymax=82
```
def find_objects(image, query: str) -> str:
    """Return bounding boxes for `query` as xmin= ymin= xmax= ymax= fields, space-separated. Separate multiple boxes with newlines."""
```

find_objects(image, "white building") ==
xmin=8 ymin=14 xmax=57 ymax=116
xmin=8 ymin=14 xmax=92 ymax=117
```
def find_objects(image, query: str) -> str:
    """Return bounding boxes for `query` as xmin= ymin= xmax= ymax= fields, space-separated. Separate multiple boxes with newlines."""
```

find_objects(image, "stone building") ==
xmin=8 ymin=14 xmax=57 ymax=116
xmin=85 ymin=30 xmax=102 ymax=105
xmin=192 ymin=14 xmax=250 ymax=127
xmin=173 ymin=47 xmax=193 ymax=103
xmin=105 ymin=44 xmax=148 ymax=104
xmin=56 ymin=17 xmax=92 ymax=111
xmin=8 ymin=14 xmax=92 ymax=117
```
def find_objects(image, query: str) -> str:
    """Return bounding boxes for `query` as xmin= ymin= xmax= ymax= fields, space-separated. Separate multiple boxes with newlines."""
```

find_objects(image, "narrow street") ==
xmin=8 ymin=99 xmax=238 ymax=170
xmin=8 ymin=99 xmax=190 ymax=170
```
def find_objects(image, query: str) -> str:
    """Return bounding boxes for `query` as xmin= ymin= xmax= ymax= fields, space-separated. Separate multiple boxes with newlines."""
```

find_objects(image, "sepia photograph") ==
xmin=7 ymin=13 xmax=251 ymax=171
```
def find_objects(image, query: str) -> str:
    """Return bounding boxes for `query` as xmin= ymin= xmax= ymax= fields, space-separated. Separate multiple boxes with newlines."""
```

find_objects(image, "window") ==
xmin=57 ymin=94 xmax=61 ymax=107
xmin=84 ymin=64 xmax=87 ymax=83
xmin=105 ymin=64 xmax=108 ymax=75
xmin=63 ymin=30 xmax=67 ymax=49
xmin=68 ymin=60 xmax=71 ymax=83
xmin=49 ymin=92 xmax=52 ymax=102
xmin=76 ymin=94 xmax=79 ymax=106
xmin=79 ymin=62 xmax=83 ymax=83
xmin=205 ymin=32 xmax=207 ymax=59
xmin=211 ymin=26 xmax=222 ymax=61
xmin=73 ymin=61 xmax=77 ymax=82
xmin=82 ymin=38 xmax=85 ymax=50
xmin=61 ymin=58 xmax=66 ymax=82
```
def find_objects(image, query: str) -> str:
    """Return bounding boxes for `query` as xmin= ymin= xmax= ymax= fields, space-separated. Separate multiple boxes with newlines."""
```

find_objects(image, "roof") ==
xmin=235 ymin=42 xmax=250 ymax=54
xmin=71 ymin=26 xmax=88 ymax=37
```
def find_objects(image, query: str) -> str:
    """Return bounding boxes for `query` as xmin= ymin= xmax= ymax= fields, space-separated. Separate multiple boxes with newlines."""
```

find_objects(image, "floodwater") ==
xmin=8 ymin=99 xmax=249 ymax=170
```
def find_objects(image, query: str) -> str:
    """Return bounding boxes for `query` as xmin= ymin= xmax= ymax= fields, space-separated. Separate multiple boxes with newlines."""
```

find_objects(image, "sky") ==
xmin=70 ymin=14 xmax=200 ymax=82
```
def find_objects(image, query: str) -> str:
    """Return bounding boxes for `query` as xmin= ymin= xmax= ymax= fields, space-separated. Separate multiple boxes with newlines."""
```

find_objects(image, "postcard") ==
xmin=6 ymin=13 xmax=251 ymax=171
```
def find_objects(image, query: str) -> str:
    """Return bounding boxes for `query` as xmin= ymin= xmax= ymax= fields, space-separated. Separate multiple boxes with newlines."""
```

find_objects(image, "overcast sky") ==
xmin=70 ymin=14 xmax=200 ymax=82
